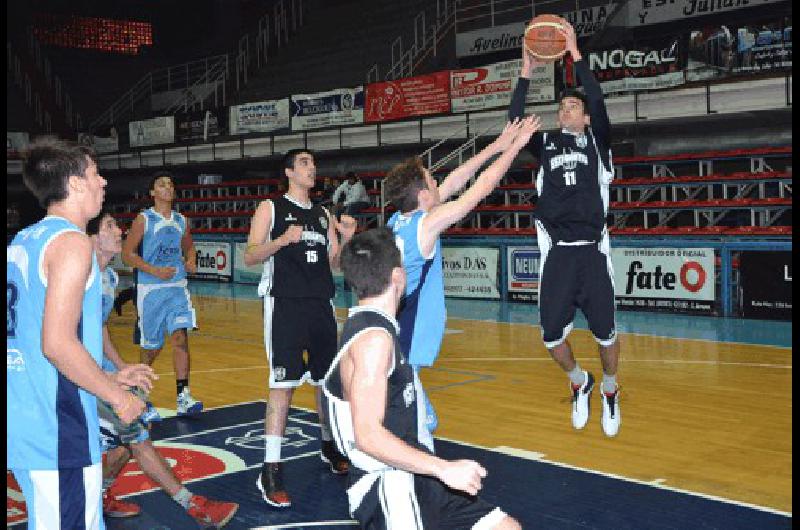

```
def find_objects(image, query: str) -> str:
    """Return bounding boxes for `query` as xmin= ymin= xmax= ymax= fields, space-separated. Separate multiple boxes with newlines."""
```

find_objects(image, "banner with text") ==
xmin=455 ymin=4 xmax=617 ymax=57
xmin=78 ymin=130 xmax=119 ymax=154
xmin=129 ymin=116 xmax=175 ymax=148
xmin=626 ymin=0 xmax=786 ymax=26
xmin=739 ymin=251 xmax=792 ymax=320
xmin=506 ymin=246 xmax=540 ymax=303
xmin=365 ymin=72 xmax=451 ymax=123
xmin=611 ymin=247 xmax=715 ymax=313
xmin=291 ymin=87 xmax=365 ymax=131
xmin=586 ymin=37 xmax=685 ymax=93
xmin=451 ymin=59 xmax=555 ymax=112
xmin=229 ymin=99 xmax=290 ymax=135
xmin=686 ymin=20 xmax=792 ymax=81
xmin=442 ymin=246 xmax=500 ymax=299
xmin=189 ymin=241 xmax=232 ymax=281
xmin=176 ymin=109 xmax=223 ymax=141
xmin=234 ymin=242 xmax=263 ymax=284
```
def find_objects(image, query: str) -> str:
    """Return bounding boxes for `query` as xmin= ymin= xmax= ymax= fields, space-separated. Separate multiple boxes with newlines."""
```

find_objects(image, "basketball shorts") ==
xmin=263 ymin=296 xmax=338 ymax=388
xmin=350 ymin=469 xmax=507 ymax=530
xmin=97 ymin=395 xmax=150 ymax=452
xmin=538 ymin=241 xmax=617 ymax=349
xmin=136 ymin=282 xmax=197 ymax=350
xmin=11 ymin=463 xmax=105 ymax=530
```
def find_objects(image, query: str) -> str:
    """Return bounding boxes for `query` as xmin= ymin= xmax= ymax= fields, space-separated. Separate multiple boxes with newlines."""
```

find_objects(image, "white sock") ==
xmin=264 ymin=435 xmax=282 ymax=463
xmin=568 ymin=365 xmax=586 ymax=387
xmin=172 ymin=487 xmax=193 ymax=509
xmin=602 ymin=374 xmax=617 ymax=394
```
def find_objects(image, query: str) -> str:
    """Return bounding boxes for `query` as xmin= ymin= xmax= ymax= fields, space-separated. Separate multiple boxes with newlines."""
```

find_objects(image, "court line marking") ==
xmin=434 ymin=435 xmax=792 ymax=518
xmin=436 ymin=358 xmax=793 ymax=369
xmin=187 ymin=293 xmax=793 ymax=349
xmin=151 ymin=354 xmax=792 ymax=379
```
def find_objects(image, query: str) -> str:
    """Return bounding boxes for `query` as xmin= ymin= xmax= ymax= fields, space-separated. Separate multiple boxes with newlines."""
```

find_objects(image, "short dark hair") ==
xmin=22 ymin=137 xmax=96 ymax=209
xmin=86 ymin=208 xmax=114 ymax=236
xmin=341 ymin=228 xmax=401 ymax=299
xmin=559 ymin=89 xmax=588 ymax=113
xmin=282 ymin=149 xmax=314 ymax=172
xmin=148 ymin=170 xmax=175 ymax=192
xmin=345 ymin=171 xmax=357 ymax=180
xmin=383 ymin=157 xmax=427 ymax=213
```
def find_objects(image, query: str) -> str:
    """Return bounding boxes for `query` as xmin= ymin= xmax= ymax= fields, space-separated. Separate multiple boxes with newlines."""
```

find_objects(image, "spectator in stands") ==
xmin=384 ymin=117 xmax=541 ymax=447
xmin=509 ymin=20 xmax=622 ymax=437
xmin=332 ymin=172 xmax=370 ymax=217
xmin=315 ymin=176 xmax=337 ymax=207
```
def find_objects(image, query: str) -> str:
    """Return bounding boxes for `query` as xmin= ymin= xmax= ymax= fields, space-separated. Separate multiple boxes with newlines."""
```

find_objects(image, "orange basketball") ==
xmin=524 ymin=14 xmax=568 ymax=61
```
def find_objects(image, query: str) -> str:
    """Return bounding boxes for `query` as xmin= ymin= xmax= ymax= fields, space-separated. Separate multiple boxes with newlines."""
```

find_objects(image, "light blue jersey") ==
xmin=388 ymin=210 xmax=445 ymax=367
xmin=100 ymin=267 xmax=119 ymax=373
xmin=7 ymin=216 xmax=103 ymax=470
xmin=136 ymin=207 xmax=187 ymax=285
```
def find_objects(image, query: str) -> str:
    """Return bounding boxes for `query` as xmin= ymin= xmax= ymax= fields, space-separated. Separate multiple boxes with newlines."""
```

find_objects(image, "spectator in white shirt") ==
xmin=332 ymin=172 xmax=370 ymax=217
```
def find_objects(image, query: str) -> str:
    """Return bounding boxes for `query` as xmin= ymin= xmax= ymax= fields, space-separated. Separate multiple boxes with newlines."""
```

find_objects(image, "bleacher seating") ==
xmin=110 ymin=146 xmax=791 ymax=239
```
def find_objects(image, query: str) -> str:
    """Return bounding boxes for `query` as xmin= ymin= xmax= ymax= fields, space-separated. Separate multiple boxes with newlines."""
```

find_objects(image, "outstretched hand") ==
xmin=512 ymin=114 xmax=543 ymax=147
xmin=521 ymin=42 xmax=546 ymax=78
xmin=556 ymin=20 xmax=580 ymax=60
xmin=491 ymin=119 xmax=525 ymax=152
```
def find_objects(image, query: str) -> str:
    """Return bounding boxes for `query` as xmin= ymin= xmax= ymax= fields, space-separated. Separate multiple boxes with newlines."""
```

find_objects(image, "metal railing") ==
xmin=90 ymin=0 xmax=304 ymax=132
xmin=368 ymin=0 xmax=458 ymax=83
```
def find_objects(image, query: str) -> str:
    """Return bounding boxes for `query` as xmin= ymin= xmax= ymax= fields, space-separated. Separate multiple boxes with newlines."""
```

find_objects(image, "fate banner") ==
xmin=365 ymin=72 xmax=450 ymax=123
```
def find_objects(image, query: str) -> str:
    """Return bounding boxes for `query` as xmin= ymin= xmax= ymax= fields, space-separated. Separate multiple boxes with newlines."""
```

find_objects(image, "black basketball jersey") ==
xmin=323 ymin=306 xmax=428 ymax=477
xmin=532 ymin=128 xmax=613 ymax=243
xmin=257 ymin=194 xmax=334 ymax=299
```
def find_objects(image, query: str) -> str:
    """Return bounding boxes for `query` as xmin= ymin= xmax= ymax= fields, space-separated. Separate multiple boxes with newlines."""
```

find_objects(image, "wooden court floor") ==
xmin=107 ymin=293 xmax=793 ymax=514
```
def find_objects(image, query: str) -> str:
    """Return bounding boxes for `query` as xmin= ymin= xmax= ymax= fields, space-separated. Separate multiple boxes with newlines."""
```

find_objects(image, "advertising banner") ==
xmin=365 ymin=72 xmax=451 ymax=123
xmin=626 ymin=0 xmax=786 ymax=26
xmin=506 ymin=246 xmax=540 ymax=303
xmin=451 ymin=59 xmax=555 ymax=113
xmin=739 ymin=251 xmax=792 ymax=320
xmin=229 ymin=99 xmax=290 ymax=135
xmin=686 ymin=21 xmax=792 ymax=81
xmin=611 ymin=247 xmax=715 ymax=313
xmin=442 ymin=246 xmax=500 ymax=299
xmin=176 ymin=109 xmax=223 ymax=141
xmin=290 ymin=87 xmax=365 ymax=131
xmin=234 ymin=242 xmax=263 ymax=284
xmin=129 ymin=116 xmax=175 ymax=148
xmin=190 ymin=241 xmax=232 ymax=281
xmin=78 ymin=130 xmax=119 ymax=154
xmin=455 ymin=4 xmax=617 ymax=57
xmin=586 ymin=37 xmax=685 ymax=92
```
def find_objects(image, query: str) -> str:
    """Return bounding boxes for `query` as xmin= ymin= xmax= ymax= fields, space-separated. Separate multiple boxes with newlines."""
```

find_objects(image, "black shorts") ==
xmin=351 ymin=470 xmax=506 ymax=530
xmin=538 ymin=240 xmax=617 ymax=348
xmin=263 ymin=296 xmax=338 ymax=388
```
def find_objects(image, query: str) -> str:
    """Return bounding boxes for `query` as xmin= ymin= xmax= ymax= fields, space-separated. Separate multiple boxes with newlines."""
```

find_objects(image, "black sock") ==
xmin=177 ymin=379 xmax=188 ymax=396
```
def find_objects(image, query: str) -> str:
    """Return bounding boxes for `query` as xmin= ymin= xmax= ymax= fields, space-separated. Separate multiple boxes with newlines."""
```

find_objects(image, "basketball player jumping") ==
xmin=510 ymin=20 xmax=622 ymax=436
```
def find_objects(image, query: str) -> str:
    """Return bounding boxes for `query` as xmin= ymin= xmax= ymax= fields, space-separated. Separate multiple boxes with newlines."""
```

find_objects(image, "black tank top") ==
xmin=267 ymin=194 xmax=334 ymax=299
xmin=324 ymin=307 xmax=428 ymax=476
